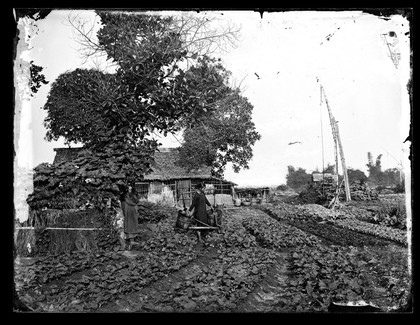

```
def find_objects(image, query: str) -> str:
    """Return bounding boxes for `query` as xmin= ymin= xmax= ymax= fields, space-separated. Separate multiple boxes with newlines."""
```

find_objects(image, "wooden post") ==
xmin=333 ymin=140 xmax=339 ymax=186
xmin=335 ymin=123 xmax=351 ymax=201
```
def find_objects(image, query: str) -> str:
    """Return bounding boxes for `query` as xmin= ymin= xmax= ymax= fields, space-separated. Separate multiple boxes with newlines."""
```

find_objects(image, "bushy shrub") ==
xmin=394 ymin=181 xmax=405 ymax=194
xmin=276 ymin=184 xmax=288 ymax=191
xmin=377 ymin=199 xmax=407 ymax=230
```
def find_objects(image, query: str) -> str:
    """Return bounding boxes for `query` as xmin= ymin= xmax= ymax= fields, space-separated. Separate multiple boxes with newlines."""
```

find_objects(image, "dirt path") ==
xmin=236 ymin=252 xmax=290 ymax=312
xmin=98 ymin=246 xmax=219 ymax=312
xmin=227 ymin=207 xmax=293 ymax=312
xmin=98 ymin=207 xmax=295 ymax=313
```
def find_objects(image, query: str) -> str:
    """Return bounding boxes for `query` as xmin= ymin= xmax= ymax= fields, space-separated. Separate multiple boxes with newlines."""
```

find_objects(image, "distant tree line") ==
xmin=281 ymin=152 xmax=404 ymax=193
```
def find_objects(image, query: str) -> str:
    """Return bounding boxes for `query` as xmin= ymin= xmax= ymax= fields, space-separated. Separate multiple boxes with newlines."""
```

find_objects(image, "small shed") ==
xmin=137 ymin=148 xmax=236 ymax=207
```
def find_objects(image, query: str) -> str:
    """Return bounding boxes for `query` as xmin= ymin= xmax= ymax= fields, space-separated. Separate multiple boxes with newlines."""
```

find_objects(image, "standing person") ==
xmin=189 ymin=183 xmax=213 ymax=241
xmin=121 ymin=185 xmax=140 ymax=250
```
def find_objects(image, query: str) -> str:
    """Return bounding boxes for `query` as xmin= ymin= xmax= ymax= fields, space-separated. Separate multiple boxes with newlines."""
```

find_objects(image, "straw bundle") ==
xmin=15 ymin=208 xmax=104 ymax=256
xmin=48 ymin=228 xmax=99 ymax=254
xmin=14 ymin=228 xmax=36 ymax=257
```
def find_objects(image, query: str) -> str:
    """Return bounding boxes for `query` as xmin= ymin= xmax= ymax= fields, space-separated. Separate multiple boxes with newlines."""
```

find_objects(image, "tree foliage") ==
xmin=365 ymin=152 xmax=404 ymax=189
xmin=286 ymin=166 xmax=312 ymax=191
xmin=43 ymin=13 xmax=203 ymax=147
xmin=176 ymin=56 xmax=261 ymax=178
xmin=30 ymin=11 xmax=241 ymax=212
xmin=366 ymin=152 xmax=385 ymax=186
xmin=322 ymin=163 xmax=336 ymax=174
xmin=29 ymin=61 xmax=49 ymax=96
xmin=347 ymin=168 xmax=368 ymax=184
xmin=365 ymin=152 xmax=404 ymax=188
xmin=43 ymin=69 xmax=116 ymax=144
xmin=383 ymin=168 xmax=402 ymax=186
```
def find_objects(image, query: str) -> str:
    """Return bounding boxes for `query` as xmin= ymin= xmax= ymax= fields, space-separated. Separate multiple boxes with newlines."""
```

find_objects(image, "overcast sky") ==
xmin=15 ymin=9 xmax=411 ymax=188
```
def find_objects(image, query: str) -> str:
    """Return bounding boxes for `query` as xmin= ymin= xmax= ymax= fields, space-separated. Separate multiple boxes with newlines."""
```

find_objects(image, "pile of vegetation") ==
xmin=298 ymin=181 xmax=333 ymax=205
xmin=299 ymin=180 xmax=379 ymax=206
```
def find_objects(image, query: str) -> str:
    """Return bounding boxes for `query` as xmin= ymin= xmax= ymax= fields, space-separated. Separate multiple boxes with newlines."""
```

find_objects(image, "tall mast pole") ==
xmin=320 ymin=83 xmax=351 ymax=202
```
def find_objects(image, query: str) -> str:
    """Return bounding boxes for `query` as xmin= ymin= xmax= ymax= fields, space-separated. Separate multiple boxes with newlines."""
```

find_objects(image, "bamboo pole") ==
xmin=335 ymin=123 xmax=352 ymax=201
xmin=321 ymin=84 xmax=351 ymax=202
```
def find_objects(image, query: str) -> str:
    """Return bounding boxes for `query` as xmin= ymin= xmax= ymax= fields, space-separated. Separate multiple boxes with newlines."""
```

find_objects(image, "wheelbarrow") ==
xmin=175 ymin=206 xmax=222 ymax=243
xmin=175 ymin=208 xmax=221 ymax=231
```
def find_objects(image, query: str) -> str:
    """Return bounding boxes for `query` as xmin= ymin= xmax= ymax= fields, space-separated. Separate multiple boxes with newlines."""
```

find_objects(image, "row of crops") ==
xmin=15 ymin=203 xmax=411 ymax=312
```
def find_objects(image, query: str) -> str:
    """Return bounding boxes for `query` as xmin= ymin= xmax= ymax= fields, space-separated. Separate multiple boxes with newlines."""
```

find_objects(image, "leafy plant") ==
xmin=276 ymin=184 xmax=288 ymax=191
xmin=242 ymin=214 xmax=321 ymax=249
xmin=262 ymin=203 xmax=407 ymax=246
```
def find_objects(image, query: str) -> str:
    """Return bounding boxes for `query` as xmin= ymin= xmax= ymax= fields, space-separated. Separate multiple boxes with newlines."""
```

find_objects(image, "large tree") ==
xmin=347 ymin=168 xmax=368 ymax=183
xmin=29 ymin=11 xmax=241 ymax=211
xmin=176 ymin=56 xmax=261 ymax=177
xmin=366 ymin=152 xmax=384 ymax=186
xmin=383 ymin=167 xmax=403 ymax=187
xmin=286 ymin=166 xmax=312 ymax=191
xmin=43 ymin=13 xmax=201 ymax=147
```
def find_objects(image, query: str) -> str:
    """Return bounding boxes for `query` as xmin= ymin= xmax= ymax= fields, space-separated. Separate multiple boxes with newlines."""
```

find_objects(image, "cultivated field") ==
xmin=14 ymin=193 xmax=411 ymax=313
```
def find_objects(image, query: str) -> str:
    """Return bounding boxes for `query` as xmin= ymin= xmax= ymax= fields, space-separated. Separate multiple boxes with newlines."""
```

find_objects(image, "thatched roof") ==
xmin=53 ymin=147 xmax=85 ymax=165
xmin=52 ymin=147 xmax=235 ymax=184
xmin=145 ymin=148 xmax=213 ymax=181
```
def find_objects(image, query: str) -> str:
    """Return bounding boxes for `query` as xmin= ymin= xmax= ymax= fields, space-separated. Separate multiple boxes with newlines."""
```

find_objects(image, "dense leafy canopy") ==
xmin=366 ymin=152 xmax=403 ymax=188
xmin=366 ymin=152 xmax=384 ymax=185
xmin=30 ymin=13 xmax=194 ymax=212
xmin=43 ymin=69 xmax=117 ymax=144
xmin=286 ymin=166 xmax=312 ymax=191
xmin=43 ymin=13 xmax=207 ymax=148
xmin=347 ymin=168 xmax=368 ymax=183
xmin=30 ymin=11 xmax=248 ymax=213
xmin=176 ymin=56 xmax=261 ymax=177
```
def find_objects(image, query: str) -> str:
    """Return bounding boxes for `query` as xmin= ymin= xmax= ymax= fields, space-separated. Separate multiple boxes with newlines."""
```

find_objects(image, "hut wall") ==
xmin=176 ymin=179 xmax=192 ymax=208
xmin=147 ymin=181 xmax=176 ymax=206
